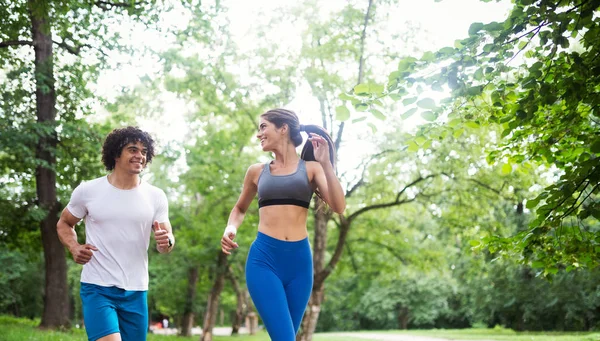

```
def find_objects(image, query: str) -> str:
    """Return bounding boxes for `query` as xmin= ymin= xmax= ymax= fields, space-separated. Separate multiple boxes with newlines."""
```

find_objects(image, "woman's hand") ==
xmin=221 ymin=225 xmax=238 ymax=255
xmin=309 ymin=133 xmax=331 ymax=166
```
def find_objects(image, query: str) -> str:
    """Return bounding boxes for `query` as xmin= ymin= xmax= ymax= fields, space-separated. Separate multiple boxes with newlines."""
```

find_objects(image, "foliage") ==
xmin=0 ymin=251 xmax=43 ymax=319
xmin=348 ymin=0 xmax=600 ymax=270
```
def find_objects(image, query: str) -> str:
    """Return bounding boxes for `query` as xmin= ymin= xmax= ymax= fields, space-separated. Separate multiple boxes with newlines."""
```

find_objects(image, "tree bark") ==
xmin=296 ymin=207 xmax=330 ymax=341
xmin=200 ymin=251 xmax=228 ymax=341
xmin=227 ymin=265 xmax=245 ymax=335
xmin=398 ymin=306 xmax=409 ymax=330
xmin=180 ymin=266 xmax=199 ymax=337
xmin=29 ymin=0 xmax=70 ymax=330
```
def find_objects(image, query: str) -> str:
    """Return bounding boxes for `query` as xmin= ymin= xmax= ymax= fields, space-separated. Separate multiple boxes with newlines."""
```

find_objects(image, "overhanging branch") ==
xmin=95 ymin=1 xmax=145 ymax=10
xmin=347 ymin=173 xmax=441 ymax=223
xmin=347 ymin=238 xmax=407 ymax=264
xmin=0 ymin=40 xmax=33 ymax=48
xmin=343 ymin=149 xmax=395 ymax=198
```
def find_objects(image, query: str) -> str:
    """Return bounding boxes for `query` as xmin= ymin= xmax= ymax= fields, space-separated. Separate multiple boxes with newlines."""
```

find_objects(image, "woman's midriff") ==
xmin=258 ymin=205 xmax=309 ymax=241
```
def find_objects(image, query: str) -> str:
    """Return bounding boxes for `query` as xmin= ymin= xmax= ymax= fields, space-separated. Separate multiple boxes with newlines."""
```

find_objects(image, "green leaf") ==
xmin=417 ymin=98 xmax=436 ymax=109
xmin=389 ymin=93 xmax=403 ymax=101
xmin=453 ymin=128 xmax=464 ymax=138
xmin=415 ymin=136 xmax=427 ymax=145
xmin=335 ymin=105 xmax=350 ymax=121
xmin=483 ymin=21 xmax=504 ymax=32
xmin=355 ymin=103 xmax=369 ymax=112
xmin=398 ymin=57 xmax=417 ymax=72
xmin=401 ymin=108 xmax=418 ymax=119
xmin=590 ymin=139 xmax=600 ymax=153
xmin=448 ymin=118 xmax=461 ymax=127
xmin=421 ymin=111 xmax=436 ymax=121
xmin=406 ymin=141 xmax=419 ymax=152
xmin=422 ymin=139 xmax=432 ymax=149
xmin=354 ymin=83 xmax=369 ymax=95
xmin=469 ymin=240 xmax=481 ymax=247
xmin=388 ymin=71 xmax=402 ymax=82
xmin=439 ymin=47 xmax=455 ymax=56
xmin=371 ymin=109 xmax=386 ymax=120
xmin=403 ymin=97 xmax=417 ymax=105
xmin=369 ymin=83 xmax=385 ymax=94
xmin=531 ymin=261 xmax=545 ymax=269
xmin=468 ymin=22 xmax=484 ymax=35
xmin=421 ymin=51 xmax=435 ymax=62
xmin=338 ymin=93 xmax=354 ymax=101
xmin=526 ymin=197 xmax=540 ymax=209
xmin=501 ymin=163 xmax=512 ymax=175
xmin=465 ymin=121 xmax=480 ymax=129
xmin=351 ymin=116 xmax=367 ymax=124
xmin=474 ymin=68 xmax=484 ymax=81
xmin=367 ymin=122 xmax=377 ymax=133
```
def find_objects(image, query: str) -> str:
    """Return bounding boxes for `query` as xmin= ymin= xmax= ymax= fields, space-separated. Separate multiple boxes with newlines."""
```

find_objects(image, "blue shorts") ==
xmin=80 ymin=283 xmax=148 ymax=341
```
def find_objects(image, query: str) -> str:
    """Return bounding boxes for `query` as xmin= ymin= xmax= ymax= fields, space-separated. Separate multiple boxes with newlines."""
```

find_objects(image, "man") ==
xmin=57 ymin=126 xmax=175 ymax=341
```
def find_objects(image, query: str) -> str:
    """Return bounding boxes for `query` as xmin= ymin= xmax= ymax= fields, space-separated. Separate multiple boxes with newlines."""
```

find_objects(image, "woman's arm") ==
xmin=307 ymin=133 xmax=346 ymax=214
xmin=221 ymin=163 xmax=262 ymax=254
xmin=311 ymin=161 xmax=346 ymax=214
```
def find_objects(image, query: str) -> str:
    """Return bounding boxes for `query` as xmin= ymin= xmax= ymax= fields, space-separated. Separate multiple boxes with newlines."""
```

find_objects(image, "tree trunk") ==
xmin=227 ymin=265 xmax=245 ymax=335
xmin=297 ymin=281 xmax=326 ymax=341
xmin=180 ymin=266 xmax=199 ymax=337
xmin=398 ymin=306 xmax=409 ymax=330
xmin=244 ymin=289 xmax=258 ymax=335
xmin=296 ymin=207 xmax=330 ymax=341
xmin=29 ymin=0 xmax=70 ymax=330
xmin=200 ymin=251 xmax=228 ymax=341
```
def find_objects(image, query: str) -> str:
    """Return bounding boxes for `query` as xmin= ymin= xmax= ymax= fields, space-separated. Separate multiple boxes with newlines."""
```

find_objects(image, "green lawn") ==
xmin=0 ymin=316 xmax=351 ymax=341
xmin=2 ymin=315 xmax=599 ymax=341
xmin=340 ymin=328 xmax=600 ymax=341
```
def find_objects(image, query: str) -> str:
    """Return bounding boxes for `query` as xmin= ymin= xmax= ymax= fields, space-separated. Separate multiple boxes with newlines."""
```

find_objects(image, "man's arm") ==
xmin=57 ymin=208 xmax=98 ymax=264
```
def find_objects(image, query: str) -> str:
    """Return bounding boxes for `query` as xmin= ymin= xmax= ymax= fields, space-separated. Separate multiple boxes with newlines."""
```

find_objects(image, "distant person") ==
xmin=162 ymin=318 xmax=169 ymax=329
xmin=220 ymin=109 xmax=345 ymax=340
xmin=57 ymin=126 xmax=175 ymax=341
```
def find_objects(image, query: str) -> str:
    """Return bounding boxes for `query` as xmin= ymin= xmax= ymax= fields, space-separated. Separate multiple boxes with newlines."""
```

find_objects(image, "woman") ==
xmin=220 ymin=108 xmax=345 ymax=340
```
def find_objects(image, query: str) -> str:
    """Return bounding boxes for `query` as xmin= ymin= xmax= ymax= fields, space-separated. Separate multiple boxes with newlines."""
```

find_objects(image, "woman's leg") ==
xmin=246 ymin=245 xmax=296 ymax=341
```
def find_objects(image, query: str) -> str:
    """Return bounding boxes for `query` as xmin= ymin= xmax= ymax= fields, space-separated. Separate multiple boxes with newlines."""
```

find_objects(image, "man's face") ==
xmin=114 ymin=141 xmax=147 ymax=174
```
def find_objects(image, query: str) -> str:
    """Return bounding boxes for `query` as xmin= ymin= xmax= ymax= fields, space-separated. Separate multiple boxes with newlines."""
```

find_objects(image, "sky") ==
xmin=92 ymin=0 xmax=514 ymax=180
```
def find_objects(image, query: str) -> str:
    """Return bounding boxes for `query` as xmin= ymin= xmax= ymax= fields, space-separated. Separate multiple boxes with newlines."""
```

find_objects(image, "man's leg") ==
xmin=117 ymin=290 xmax=148 ymax=341
xmin=80 ymin=283 xmax=121 ymax=341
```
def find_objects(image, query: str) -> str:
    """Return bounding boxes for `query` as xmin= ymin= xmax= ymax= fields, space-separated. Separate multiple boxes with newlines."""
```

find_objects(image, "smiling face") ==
xmin=114 ymin=141 xmax=148 ymax=174
xmin=256 ymin=117 xmax=286 ymax=152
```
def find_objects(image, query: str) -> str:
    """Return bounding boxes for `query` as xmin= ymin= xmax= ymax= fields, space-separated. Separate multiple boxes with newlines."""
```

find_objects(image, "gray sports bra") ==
xmin=257 ymin=159 xmax=314 ymax=208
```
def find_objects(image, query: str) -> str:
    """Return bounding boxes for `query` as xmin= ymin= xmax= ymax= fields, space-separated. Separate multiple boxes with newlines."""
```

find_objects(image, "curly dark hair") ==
xmin=101 ymin=126 xmax=155 ymax=171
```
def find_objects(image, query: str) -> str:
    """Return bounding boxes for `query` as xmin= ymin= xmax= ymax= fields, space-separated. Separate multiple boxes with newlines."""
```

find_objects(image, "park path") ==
xmin=153 ymin=328 xmax=496 ymax=341
xmin=326 ymin=332 xmax=495 ymax=341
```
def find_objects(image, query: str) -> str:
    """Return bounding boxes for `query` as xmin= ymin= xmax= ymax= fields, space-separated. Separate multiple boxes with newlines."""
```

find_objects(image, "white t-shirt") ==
xmin=66 ymin=175 xmax=169 ymax=291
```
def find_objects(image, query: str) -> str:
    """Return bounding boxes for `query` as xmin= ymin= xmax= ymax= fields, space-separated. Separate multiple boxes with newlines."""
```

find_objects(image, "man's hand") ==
xmin=153 ymin=220 xmax=173 ymax=253
xmin=69 ymin=244 xmax=98 ymax=265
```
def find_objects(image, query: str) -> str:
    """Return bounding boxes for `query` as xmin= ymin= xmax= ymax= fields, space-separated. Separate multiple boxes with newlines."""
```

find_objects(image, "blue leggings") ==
xmin=246 ymin=232 xmax=313 ymax=341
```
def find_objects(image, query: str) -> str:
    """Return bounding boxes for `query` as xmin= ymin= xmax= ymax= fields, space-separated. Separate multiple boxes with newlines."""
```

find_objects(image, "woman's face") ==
xmin=256 ymin=117 xmax=284 ymax=152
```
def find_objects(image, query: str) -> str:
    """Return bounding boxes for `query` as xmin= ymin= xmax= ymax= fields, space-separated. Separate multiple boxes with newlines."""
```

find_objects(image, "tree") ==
xmin=0 ymin=0 xmax=183 ymax=328
xmin=284 ymin=1 xmax=426 ymax=339
xmin=353 ymin=0 xmax=600 ymax=271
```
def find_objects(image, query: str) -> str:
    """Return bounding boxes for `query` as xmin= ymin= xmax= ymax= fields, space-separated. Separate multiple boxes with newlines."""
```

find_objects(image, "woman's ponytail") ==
xmin=300 ymin=124 xmax=336 ymax=167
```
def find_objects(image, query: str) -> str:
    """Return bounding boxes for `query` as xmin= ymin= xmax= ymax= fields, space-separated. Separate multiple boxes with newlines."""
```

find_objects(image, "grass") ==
xmin=0 ymin=315 xmax=352 ymax=341
xmin=2 ymin=315 xmax=600 ymax=341
xmin=340 ymin=327 xmax=600 ymax=341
